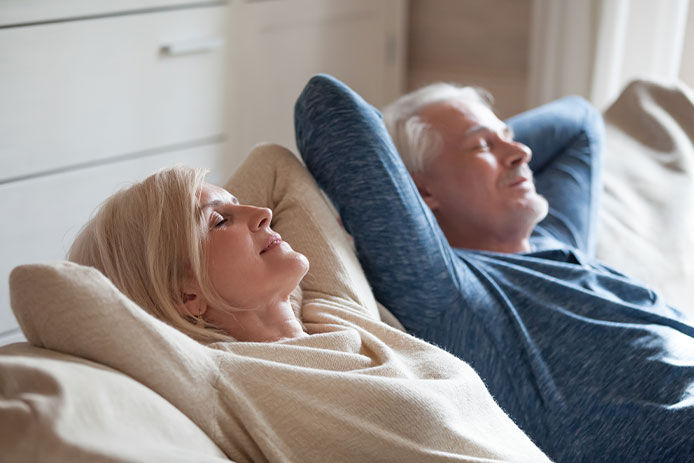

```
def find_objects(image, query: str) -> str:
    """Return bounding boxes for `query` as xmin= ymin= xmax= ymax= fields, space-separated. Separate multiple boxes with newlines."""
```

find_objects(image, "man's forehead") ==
xmin=420 ymin=99 xmax=505 ymax=135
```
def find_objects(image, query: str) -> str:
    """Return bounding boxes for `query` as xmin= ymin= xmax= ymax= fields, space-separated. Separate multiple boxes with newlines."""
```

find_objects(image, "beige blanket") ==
xmin=597 ymin=80 xmax=694 ymax=314
xmin=10 ymin=145 xmax=549 ymax=462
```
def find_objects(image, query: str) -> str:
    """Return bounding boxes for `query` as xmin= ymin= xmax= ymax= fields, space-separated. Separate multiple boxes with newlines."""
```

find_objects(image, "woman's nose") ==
xmin=249 ymin=206 xmax=272 ymax=231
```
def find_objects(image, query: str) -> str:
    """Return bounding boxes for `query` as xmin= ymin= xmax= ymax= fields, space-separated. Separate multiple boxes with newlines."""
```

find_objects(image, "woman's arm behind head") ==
xmin=226 ymin=143 xmax=381 ymax=321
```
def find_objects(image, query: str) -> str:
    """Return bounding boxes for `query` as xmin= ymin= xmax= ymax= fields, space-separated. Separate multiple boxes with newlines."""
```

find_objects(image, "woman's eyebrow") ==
xmin=201 ymin=199 xmax=224 ymax=210
xmin=202 ymin=196 xmax=240 ymax=209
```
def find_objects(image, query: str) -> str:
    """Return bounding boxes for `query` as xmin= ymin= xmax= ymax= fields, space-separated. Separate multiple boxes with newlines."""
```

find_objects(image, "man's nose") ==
xmin=502 ymin=140 xmax=531 ymax=167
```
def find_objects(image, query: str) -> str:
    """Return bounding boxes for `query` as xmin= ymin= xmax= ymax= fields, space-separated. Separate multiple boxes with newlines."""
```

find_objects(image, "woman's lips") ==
xmin=260 ymin=234 xmax=283 ymax=254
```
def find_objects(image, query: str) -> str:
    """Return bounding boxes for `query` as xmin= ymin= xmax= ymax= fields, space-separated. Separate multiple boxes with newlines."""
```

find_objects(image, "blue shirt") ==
xmin=295 ymin=74 xmax=694 ymax=462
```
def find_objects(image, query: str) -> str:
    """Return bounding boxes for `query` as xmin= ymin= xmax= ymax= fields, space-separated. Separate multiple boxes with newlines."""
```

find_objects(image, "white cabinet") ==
xmin=0 ymin=6 xmax=230 ymax=182
xmin=0 ymin=0 xmax=406 ymax=345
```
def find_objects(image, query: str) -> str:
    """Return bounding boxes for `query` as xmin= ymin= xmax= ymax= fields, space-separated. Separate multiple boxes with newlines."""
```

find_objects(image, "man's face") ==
xmin=415 ymin=99 xmax=548 ymax=251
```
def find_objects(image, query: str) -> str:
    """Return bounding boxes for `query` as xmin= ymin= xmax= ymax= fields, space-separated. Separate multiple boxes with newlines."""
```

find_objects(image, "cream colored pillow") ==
xmin=9 ymin=262 xmax=229 ymax=460
xmin=597 ymin=80 xmax=694 ymax=314
xmin=0 ymin=342 xmax=229 ymax=463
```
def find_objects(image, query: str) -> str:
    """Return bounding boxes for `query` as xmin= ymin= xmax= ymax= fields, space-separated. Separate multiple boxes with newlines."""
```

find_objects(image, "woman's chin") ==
xmin=297 ymin=252 xmax=310 ymax=275
xmin=274 ymin=252 xmax=309 ymax=300
xmin=288 ymin=253 xmax=310 ymax=291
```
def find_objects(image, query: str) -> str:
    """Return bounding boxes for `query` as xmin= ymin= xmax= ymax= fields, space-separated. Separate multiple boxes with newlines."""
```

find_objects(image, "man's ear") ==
xmin=181 ymin=279 xmax=208 ymax=318
xmin=412 ymin=173 xmax=440 ymax=212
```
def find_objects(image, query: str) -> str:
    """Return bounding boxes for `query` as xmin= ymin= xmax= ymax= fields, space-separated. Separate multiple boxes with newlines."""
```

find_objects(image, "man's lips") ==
xmin=508 ymin=176 xmax=528 ymax=187
xmin=260 ymin=234 xmax=283 ymax=254
xmin=504 ymin=169 xmax=534 ymax=188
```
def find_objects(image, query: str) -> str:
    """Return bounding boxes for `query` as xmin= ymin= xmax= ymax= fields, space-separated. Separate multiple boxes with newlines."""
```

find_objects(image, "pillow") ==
xmin=0 ymin=342 xmax=228 ymax=463
xmin=9 ymin=262 xmax=225 ymax=450
xmin=597 ymin=80 xmax=694 ymax=314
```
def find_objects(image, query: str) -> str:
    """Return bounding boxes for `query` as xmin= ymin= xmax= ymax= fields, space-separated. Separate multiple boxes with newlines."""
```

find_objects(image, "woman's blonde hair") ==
xmin=68 ymin=166 xmax=234 ymax=343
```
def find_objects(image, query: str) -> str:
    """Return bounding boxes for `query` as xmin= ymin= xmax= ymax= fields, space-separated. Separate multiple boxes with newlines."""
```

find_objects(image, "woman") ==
xmin=69 ymin=165 xmax=308 ymax=344
xmin=62 ymin=144 xmax=549 ymax=462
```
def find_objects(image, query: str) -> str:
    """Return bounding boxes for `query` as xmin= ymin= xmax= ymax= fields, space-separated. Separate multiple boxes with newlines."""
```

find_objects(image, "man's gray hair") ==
xmin=382 ymin=83 xmax=493 ymax=173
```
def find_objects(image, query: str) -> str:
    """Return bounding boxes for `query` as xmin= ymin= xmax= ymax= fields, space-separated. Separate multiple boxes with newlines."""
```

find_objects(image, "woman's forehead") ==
xmin=198 ymin=183 xmax=237 ymax=208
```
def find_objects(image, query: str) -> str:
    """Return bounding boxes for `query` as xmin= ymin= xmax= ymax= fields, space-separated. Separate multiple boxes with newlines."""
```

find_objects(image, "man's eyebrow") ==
xmin=464 ymin=124 xmax=515 ymax=138
xmin=463 ymin=125 xmax=488 ymax=136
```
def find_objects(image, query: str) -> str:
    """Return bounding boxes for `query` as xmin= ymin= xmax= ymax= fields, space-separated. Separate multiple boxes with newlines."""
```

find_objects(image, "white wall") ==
xmin=680 ymin=2 xmax=694 ymax=89
xmin=529 ymin=0 xmax=691 ymax=110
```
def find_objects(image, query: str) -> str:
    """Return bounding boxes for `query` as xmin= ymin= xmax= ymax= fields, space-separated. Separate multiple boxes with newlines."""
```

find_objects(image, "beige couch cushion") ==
xmin=0 ymin=342 xmax=229 ymax=463
xmin=598 ymin=80 xmax=694 ymax=314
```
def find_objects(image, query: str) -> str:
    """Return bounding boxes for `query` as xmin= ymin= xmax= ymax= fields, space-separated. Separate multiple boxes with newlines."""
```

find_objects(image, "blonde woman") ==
xmin=69 ymin=163 xmax=308 ymax=344
xmin=50 ymin=144 xmax=550 ymax=462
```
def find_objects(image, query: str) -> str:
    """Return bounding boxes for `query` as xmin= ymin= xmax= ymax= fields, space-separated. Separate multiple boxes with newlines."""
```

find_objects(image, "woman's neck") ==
xmin=206 ymin=297 xmax=306 ymax=342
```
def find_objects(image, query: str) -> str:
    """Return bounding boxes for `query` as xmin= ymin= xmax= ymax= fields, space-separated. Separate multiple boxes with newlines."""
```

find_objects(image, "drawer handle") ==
xmin=160 ymin=38 xmax=225 ymax=56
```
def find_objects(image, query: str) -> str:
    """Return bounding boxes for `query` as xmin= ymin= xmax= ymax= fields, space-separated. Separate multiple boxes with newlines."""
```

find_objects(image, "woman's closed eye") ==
xmin=211 ymin=212 xmax=229 ymax=229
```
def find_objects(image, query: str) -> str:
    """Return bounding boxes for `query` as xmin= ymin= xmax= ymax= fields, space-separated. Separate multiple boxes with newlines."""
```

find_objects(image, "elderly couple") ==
xmin=71 ymin=74 xmax=694 ymax=461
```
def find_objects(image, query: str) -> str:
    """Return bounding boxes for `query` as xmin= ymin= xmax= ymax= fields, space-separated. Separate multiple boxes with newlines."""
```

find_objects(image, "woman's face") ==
xmin=197 ymin=183 xmax=309 ymax=309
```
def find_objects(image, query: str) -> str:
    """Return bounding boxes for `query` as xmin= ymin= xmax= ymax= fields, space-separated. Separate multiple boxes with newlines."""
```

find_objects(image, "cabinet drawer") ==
xmin=0 ymin=1 xmax=226 ymax=26
xmin=0 ymin=142 xmax=229 ymax=340
xmin=0 ymin=5 xmax=229 ymax=182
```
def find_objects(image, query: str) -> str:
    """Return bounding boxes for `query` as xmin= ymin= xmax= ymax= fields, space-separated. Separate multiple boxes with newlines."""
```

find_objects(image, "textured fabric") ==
xmin=9 ymin=145 xmax=550 ymax=463
xmin=294 ymin=74 xmax=694 ymax=462
xmin=596 ymin=80 xmax=694 ymax=313
xmin=0 ymin=342 xmax=228 ymax=463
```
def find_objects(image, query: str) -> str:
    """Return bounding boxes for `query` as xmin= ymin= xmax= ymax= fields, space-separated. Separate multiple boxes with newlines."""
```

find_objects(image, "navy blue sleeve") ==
xmin=507 ymin=97 xmax=605 ymax=256
xmin=294 ymin=75 xmax=464 ymax=326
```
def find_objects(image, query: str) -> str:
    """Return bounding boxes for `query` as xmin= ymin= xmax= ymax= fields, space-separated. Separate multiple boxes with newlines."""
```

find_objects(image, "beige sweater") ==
xmin=11 ymin=144 xmax=549 ymax=462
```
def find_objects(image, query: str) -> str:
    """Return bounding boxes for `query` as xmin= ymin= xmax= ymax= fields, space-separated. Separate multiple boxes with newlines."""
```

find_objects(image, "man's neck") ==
xmin=448 ymin=234 xmax=531 ymax=254
xmin=435 ymin=210 xmax=536 ymax=254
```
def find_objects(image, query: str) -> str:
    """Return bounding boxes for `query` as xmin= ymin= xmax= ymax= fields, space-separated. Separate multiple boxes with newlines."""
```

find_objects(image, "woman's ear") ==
xmin=181 ymin=279 xmax=208 ymax=318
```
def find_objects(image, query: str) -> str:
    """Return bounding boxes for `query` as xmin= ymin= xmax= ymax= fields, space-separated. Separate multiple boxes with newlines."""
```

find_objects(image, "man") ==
xmin=294 ymin=74 xmax=694 ymax=462
xmin=384 ymin=82 xmax=568 ymax=255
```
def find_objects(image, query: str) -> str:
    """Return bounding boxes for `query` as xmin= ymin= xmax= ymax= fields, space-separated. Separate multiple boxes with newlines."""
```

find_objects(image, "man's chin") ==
xmin=514 ymin=194 xmax=549 ymax=229
xmin=532 ymin=195 xmax=550 ymax=225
